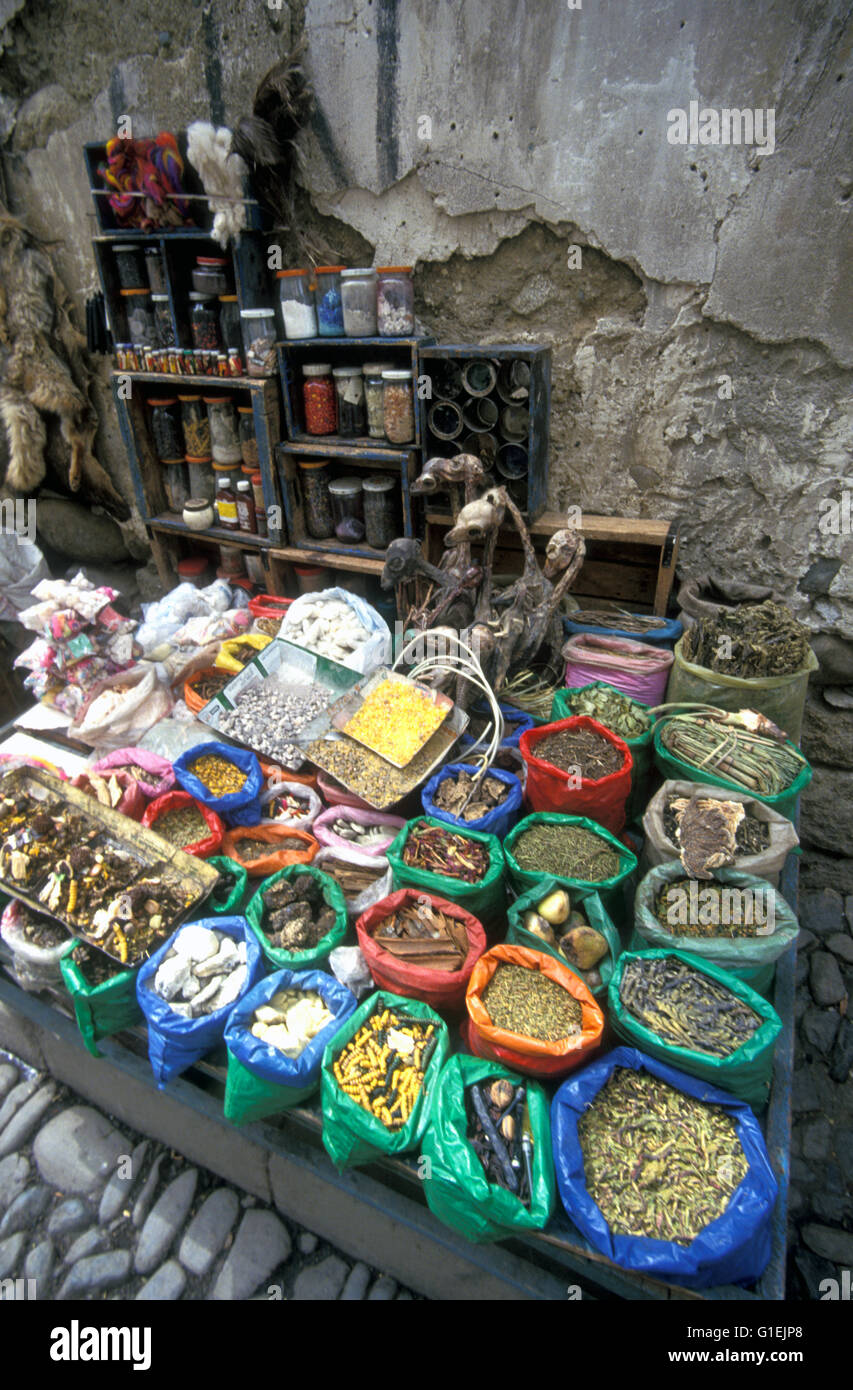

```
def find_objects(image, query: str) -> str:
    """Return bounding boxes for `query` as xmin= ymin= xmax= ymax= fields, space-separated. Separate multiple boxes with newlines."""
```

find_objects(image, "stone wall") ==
xmin=0 ymin=0 xmax=850 ymax=868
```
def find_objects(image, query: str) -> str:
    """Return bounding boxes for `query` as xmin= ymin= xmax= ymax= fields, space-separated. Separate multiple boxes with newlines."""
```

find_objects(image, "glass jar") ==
xmin=314 ymin=266 xmax=345 ymax=336
xmin=162 ymin=460 xmax=190 ymax=512
xmin=219 ymin=546 xmax=245 ymax=576
xmin=240 ymin=308 xmax=277 ymax=377
xmin=151 ymin=294 xmax=175 ymax=348
xmin=144 ymin=247 xmax=168 ymax=294
xmin=186 ymin=454 xmax=215 ymax=503
xmin=277 ymin=269 xmax=317 ymax=339
xmin=298 ymin=460 xmax=334 ymax=539
xmin=236 ymin=480 xmax=257 ymax=534
xmin=332 ymin=366 xmax=366 ymax=437
xmin=122 ymin=288 xmax=155 ymax=348
xmin=113 ymin=243 xmax=146 ymax=290
xmin=362 ymin=474 xmax=399 ymax=550
xmin=218 ymin=295 xmax=242 ymax=369
xmin=178 ymin=395 xmax=210 ymax=456
xmin=190 ymin=293 xmax=222 ymax=352
xmin=237 ymin=406 xmax=259 ymax=468
xmin=148 ymin=398 xmax=183 ymax=462
xmin=302 ymin=363 xmax=337 ymax=435
xmin=363 ymin=361 xmax=394 ymax=438
xmin=192 ymin=256 xmax=231 ymax=295
xmin=215 ymin=476 xmax=239 ymax=530
xmin=340 ymin=268 xmax=377 ymax=337
xmin=382 ymin=369 xmax=415 ymax=443
xmin=182 ymin=499 xmax=215 ymax=532
xmin=205 ymin=395 xmax=242 ymax=464
xmin=376 ymin=266 xmax=414 ymax=336
xmin=329 ymin=475 xmax=365 ymax=543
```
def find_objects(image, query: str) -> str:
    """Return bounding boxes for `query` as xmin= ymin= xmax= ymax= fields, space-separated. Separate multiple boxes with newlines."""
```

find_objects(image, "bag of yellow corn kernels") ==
xmin=320 ymin=989 xmax=449 ymax=1171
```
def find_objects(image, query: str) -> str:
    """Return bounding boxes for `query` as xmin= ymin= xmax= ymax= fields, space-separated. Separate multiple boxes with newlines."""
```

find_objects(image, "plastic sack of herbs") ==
xmin=173 ymin=741 xmax=264 ymax=828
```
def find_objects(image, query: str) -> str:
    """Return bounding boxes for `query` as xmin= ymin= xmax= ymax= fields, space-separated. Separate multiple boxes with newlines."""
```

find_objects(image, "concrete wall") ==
xmin=0 ymin=0 xmax=850 ymax=872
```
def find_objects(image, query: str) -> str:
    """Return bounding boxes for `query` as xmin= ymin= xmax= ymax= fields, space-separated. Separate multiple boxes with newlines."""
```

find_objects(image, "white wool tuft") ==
xmin=186 ymin=121 xmax=249 ymax=249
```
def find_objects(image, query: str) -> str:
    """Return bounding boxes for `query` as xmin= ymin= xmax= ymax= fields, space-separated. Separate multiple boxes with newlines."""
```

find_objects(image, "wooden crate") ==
xmin=416 ymin=344 xmax=551 ymax=519
xmin=424 ymin=509 xmax=680 ymax=616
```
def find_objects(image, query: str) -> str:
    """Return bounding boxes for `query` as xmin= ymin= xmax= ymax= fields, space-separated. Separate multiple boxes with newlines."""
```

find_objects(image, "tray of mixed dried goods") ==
xmin=0 ymin=767 xmax=219 ymax=967
xmin=330 ymin=669 xmax=454 ymax=769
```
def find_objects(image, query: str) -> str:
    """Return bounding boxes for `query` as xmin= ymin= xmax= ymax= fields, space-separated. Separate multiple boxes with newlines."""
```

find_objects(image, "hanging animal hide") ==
xmin=231 ymin=40 xmax=314 ymax=233
xmin=0 ymin=207 xmax=128 ymax=516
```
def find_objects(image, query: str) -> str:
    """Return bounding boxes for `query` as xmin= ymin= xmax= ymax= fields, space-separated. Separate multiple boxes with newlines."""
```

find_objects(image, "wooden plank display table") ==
xmin=425 ymin=510 xmax=680 ymax=616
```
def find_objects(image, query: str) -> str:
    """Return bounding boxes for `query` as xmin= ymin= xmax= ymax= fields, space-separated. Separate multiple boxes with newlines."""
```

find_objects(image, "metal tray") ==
xmin=0 ymin=766 xmax=218 ymax=967
xmin=332 ymin=668 xmax=453 ymax=769
xmin=301 ymin=703 xmax=469 ymax=811
xmin=198 ymin=636 xmax=361 ymax=768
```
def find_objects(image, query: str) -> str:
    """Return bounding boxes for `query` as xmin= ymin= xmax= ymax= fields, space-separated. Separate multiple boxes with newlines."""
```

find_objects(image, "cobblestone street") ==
xmin=0 ymin=1053 xmax=416 ymax=1301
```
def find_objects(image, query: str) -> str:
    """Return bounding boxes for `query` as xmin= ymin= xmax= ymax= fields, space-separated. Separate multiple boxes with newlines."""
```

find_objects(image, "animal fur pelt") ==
xmin=0 ymin=208 xmax=128 ymax=517
xmin=186 ymin=122 xmax=249 ymax=248
xmin=231 ymin=40 xmax=314 ymax=233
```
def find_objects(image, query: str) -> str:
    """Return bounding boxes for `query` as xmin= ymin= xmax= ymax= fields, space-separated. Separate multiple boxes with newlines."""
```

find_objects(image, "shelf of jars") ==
xmin=275 ymin=443 xmax=417 ymax=565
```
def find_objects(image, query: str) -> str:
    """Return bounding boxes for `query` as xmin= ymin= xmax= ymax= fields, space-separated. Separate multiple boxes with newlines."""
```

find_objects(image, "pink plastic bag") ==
xmin=562 ymin=633 xmax=674 ymax=707
xmin=91 ymin=747 xmax=176 ymax=801
xmin=315 ymin=769 xmax=373 ymax=812
xmin=313 ymin=806 xmax=407 ymax=857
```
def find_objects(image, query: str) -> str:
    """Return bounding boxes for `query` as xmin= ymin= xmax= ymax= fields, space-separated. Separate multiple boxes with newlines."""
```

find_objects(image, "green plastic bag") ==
xmin=504 ymin=813 xmax=637 ymax=928
xmin=59 ymin=944 xmax=141 ymax=1059
xmin=505 ymin=876 xmax=621 ymax=999
xmin=321 ymin=990 xmax=449 ymax=1171
xmin=421 ymin=1053 xmax=555 ymax=1243
xmin=652 ymin=720 xmax=812 ymax=823
xmin=387 ymin=816 xmax=506 ymax=932
xmin=608 ymin=949 xmax=782 ymax=1108
xmin=551 ymin=682 xmax=653 ymax=823
xmin=203 ymin=856 xmax=249 ymax=915
xmin=665 ymin=637 xmax=818 ymax=745
xmin=632 ymin=862 xmax=799 ymax=996
xmin=223 ymin=1049 xmax=316 ymax=1125
xmin=245 ymin=864 xmax=348 ymax=971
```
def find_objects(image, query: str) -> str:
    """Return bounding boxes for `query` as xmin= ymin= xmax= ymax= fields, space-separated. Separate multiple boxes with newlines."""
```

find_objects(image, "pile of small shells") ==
xmin=282 ymin=598 xmax=371 ymax=665
xmin=152 ymin=923 xmax=248 ymax=1019
xmin=218 ymin=685 xmax=328 ymax=764
xmin=329 ymin=816 xmax=398 ymax=848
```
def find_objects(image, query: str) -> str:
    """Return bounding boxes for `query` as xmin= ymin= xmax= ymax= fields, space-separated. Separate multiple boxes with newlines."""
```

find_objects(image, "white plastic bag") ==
xmin=328 ymin=945 xmax=373 ymax=1000
xmin=315 ymin=845 xmax=393 ymax=920
xmin=1 ymin=900 xmax=70 ymax=992
xmin=71 ymin=665 xmax=173 ymax=750
xmin=281 ymin=588 xmax=391 ymax=675
xmin=260 ymin=779 xmax=323 ymax=830
xmin=0 ymin=536 xmax=51 ymax=620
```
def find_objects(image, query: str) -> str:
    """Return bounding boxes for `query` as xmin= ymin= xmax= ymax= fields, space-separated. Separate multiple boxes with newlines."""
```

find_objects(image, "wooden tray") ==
xmin=0 ymin=767 xmax=218 ymax=966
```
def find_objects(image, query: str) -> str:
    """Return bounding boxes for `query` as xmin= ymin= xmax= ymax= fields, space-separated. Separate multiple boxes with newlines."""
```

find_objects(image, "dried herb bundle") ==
xmin=682 ymin=600 xmax=811 ymax=678
xmin=655 ymin=878 xmax=770 ymax=939
xmin=563 ymin=686 xmax=651 ymax=740
xmin=402 ymin=824 xmax=489 ymax=882
xmin=483 ymin=962 xmax=582 ymax=1041
xmin=512 ymin=823 xmax=619 ymax=882
xmin=578 ymin=1067 xmax=747 ymax=1244
xmin=534 ymin=727 xmax=624 ymax=779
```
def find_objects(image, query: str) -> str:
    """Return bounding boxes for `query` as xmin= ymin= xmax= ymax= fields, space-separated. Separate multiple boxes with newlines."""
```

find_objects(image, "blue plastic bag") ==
xmin=173 ymin=741 xmax=263 ymax=828
xmin=421 ymin=762 xmax=523 ymax=841
xmin=224 ymin=967 xmax=357 ymax=1089
xmin=550 ymin=1045 xmax=778 ymax=1290
xmin=459 ymin=702 xmax=536 ymax=755
xmin=562 ymin=615 xmax=683 ymax=648
xmin=136 ymin=916 xmax=263 ymax=1088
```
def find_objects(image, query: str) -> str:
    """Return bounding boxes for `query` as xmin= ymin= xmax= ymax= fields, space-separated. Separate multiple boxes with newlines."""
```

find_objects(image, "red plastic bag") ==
xmin=356 ymin=888 xmax=487 ymax=1013
xmin=465 ymin=943 xmax=604 ymax=1079
xmin=222 ymin=825 xmax=319 ymax=877
xmin=519 ymin=716 xmax=633 ymax=833
xmin=142 ymin=790 xmax=224 ymax=858
xmin=91 ymin=746 xmax=176 ymax=801
xmin=71 ymin=768 xmax=147 ymax=821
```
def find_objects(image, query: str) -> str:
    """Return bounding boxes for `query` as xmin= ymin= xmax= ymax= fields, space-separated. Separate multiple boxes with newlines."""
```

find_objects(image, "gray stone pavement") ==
xmin=0 ymin=1056 xmax=417 ymax=1301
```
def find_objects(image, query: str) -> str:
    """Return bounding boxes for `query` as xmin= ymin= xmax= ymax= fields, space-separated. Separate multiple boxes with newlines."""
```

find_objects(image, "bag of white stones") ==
xmin=223 ymin=966 xmax=358 ymax=1125
xmin=136 ymin=917 xmax=263 ymax=1087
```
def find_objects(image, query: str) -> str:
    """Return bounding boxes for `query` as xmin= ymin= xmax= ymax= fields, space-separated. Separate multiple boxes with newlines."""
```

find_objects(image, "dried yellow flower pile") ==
xmin=343 ymin=680 xmax=447 ymax=766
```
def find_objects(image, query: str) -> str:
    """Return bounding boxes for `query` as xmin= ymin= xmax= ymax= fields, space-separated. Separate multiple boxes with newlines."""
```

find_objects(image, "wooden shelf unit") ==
xmin=424 ymin=509 xmax=680 ymax=616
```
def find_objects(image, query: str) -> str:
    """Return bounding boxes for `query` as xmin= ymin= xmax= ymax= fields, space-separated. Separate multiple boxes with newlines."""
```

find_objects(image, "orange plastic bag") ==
xmin=465 ymin=943 xmax=604 ymax=1078
xmin=258 ymin=760 xmax=320 ymax=794
xmin=519 ymin=715 xmax=633 ymax=834
xmin=184 ymin=667 xmax=230 ymax=716
xmin=222 ymin=825 xmax=319 ymax=877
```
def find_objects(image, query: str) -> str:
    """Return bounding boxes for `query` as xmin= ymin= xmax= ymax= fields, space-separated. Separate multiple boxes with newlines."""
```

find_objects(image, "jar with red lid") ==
xmin=314 ymin=266 xmax=345 ymax=336
xmin=122 ymin=288 xmax=155 ymax=348
xmin=218 ymin=546 xmax=245 ymax=576
xmin=148 ymin=398 xmax=183 ymax=462
xmin=177 ymin=555 xmax=213 ymax=587
xmin=237 ymin=405 xmax=259 ymax=468
xmin=192 ymin=255 xmax=232 ymax=295
xmin=297 ymin=460 xmax=334 ymax=539
xmin=205 ymin=396 xmax=242 ymax=464
xmin=151 ymin=294 xmax=175 ymax=348
xmin=277 ymin=268 xmax=317 ymax=339
xmin=302 ymin=363 xmax=337 ymax=435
